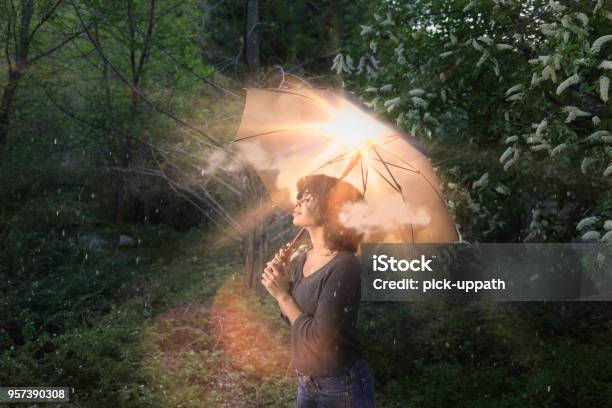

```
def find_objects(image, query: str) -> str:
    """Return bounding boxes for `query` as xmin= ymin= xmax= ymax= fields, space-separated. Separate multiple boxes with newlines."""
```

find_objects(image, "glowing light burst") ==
xmin=309 ymin=101 xmax=390 ymax=155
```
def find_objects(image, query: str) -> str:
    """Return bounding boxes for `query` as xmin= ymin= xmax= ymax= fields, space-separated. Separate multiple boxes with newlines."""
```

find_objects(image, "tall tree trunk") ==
xmin=113 ymin=177 xmax=127 ymax=228
xmin=0 ymin=0 xmax=34 ymax=154
xmin=0 ymin=73 xmax=22 ymax=153
xmin=112 ymin=92 xmax=138 ymax=233
xmin=244 ymin=0 xmax=259 ymax=85
xmin=0 ymin=1 xmax=78 ymax=156
xmin=242 ymin=166 xmax=269 ymax=294
xmin=112 ymin=89 xmax=137 ymax=228
xmin=243 ymin=0 xmax=263 ymax=290
xmin=112 ymin=0 xmax=154 ymax=235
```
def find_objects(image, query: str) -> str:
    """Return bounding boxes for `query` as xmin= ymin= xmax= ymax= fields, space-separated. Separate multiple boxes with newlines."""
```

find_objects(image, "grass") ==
xmin=2 ymin=224 xmax=612 ymax=407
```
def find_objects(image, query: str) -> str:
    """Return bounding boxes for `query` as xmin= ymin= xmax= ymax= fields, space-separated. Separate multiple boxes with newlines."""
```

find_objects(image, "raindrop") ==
xmin=136 ymin=256 xmax=140 ymax=264
xmin=85 ymin=253 xmax=88 ymax=260
xmin=91 ymin=193 xmax=95 ymax=199
xmin=54 ymin=138 xmax=57 ymax=145
xmin=333 ymin=290 xmax=337 ymax=297
xmin=547 ymin=386 xmax=550 ymax=392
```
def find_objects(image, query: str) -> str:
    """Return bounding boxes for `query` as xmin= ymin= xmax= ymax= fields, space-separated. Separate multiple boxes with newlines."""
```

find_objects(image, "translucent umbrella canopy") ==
xmin=234 ymin=87 xmax=459 ymax=243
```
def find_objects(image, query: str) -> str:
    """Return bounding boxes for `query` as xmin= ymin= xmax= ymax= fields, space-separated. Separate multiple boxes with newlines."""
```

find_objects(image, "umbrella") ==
xmin=233 ymin=86 xmax=459 ymax=250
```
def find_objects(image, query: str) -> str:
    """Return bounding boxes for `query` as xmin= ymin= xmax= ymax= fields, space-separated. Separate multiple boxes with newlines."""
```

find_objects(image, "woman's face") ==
xmin=292 ymin=190 xmax=320 ymax=227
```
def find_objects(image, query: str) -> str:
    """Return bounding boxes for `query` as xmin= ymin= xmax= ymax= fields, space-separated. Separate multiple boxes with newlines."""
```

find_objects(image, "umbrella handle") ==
xmin=277 ymin=228 xmax=307 ymax=265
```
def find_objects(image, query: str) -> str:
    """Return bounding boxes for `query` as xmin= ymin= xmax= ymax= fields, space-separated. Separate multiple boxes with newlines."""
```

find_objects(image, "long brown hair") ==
xmin=296 ymin=174 xmax=364 ymax=253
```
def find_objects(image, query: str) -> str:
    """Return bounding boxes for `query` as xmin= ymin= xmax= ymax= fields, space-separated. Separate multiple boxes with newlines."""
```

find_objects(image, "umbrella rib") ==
xmin=257 ymin=88 xmax=321 ymax=104
xmin=380 ymin=135 xmax=400 ymax=146
xmin=257 ymin=89 xmax=341 ymax=117
xmin=308 ymin=151 xmax=352 ymax=175
xmin=371 ymin=165 xmax=402 ymax=194
xmin=374 ymin=144 xmax=420 ymax=172
xmin=360 ymin=158 xmax=366 ymax=194
xmin=235 ymin=127 xmax=335 ymax=143
xmin=364 ymin=158 xmax=369 ymax=194
xmin=371 ymin=145 xmax=403 ymax=193
xmin=376 ymin=145 xmax=450 ymax=209
xmin=369 ymin=157 xmax=420 ymax=173
xmin=328 ymin=154 xmax=351 ymax=165
xmin=419 ymin=172 xmax=450 ymax=210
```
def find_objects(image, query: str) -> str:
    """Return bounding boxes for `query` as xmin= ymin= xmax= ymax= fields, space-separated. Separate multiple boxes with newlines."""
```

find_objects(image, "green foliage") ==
xmin=130 ymin=224 xmax=182 ymax=248
xmin=201 ymin=0 xmax=376 ymax=77
xmin=338 ymin=0 xmax=612 ymax=243
xmin=1 ymin=227 xmax=240 ymax=406
xmin=361 ymin=302 xmax=612 ymax=407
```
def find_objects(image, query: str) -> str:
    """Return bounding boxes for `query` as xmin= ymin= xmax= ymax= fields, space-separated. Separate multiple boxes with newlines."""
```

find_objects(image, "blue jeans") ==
xmin=296 ymin=358 xmax=376 ymax=408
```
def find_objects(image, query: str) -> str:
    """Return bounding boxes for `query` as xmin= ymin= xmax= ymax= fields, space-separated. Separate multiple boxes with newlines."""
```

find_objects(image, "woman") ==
xmin=261 ymin=174 xmax=377 ymax=408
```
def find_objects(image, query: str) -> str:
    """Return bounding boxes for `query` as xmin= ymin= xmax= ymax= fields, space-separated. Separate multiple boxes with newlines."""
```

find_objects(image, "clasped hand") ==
xmin=261 ymin=247 xmax=290 ymax=301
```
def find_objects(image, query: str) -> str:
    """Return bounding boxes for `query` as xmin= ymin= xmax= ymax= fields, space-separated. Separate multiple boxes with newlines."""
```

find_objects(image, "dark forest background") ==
xmin=1 ymin=0 xmax=611 ymax=406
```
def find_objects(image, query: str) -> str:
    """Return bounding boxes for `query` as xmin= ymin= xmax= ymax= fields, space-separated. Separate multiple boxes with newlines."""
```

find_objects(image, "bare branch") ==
xmin=150 ymin=41 xmax=242 ymax=99
xmin=127 ymin=0 xmax=137 ymax=81
xmin=5 ymin=18 xmax=12 ymax=70
xmin=8 ymin=0 xmax=18 ymax=55
xmin=28 ymin=0 xmax=63 ymax=42
xmin=156 ymin=146 xmax=243 ymax=231
xmin=149 ymin=144 xmax=243 ymax=238
xmin=287 ymin=50 xmax=339 ymax=73
xmin=135 ymin=0 xmax=155 ymax=81
xmin=37 ymin=77 xmax=246 ymax=234
xmin=34 ymin=37 xmax=243 ymax=195
xmin=27 ymin=30 xmax=82 ymax=64
xmin=70 ymin=0 xmax=228 ymax=151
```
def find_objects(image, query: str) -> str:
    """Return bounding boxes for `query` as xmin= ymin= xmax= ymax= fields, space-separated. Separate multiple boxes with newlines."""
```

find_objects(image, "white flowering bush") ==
xmin=333 ymin=0 xmax=612 ymax=242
